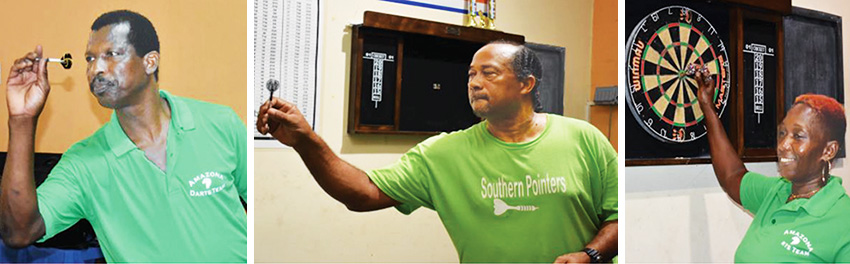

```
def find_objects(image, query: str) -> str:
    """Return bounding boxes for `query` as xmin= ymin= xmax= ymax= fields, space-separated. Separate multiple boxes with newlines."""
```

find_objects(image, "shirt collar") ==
xmin=776 ymin=176 xmax=845 ymax=217
xmin=104 ymin=90 xmax=195 ymax=157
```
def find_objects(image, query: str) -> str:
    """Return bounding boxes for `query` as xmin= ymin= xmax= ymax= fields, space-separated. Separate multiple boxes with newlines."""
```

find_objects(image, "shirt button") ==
xmin=771 ymin=219 xmax=776 ymax=224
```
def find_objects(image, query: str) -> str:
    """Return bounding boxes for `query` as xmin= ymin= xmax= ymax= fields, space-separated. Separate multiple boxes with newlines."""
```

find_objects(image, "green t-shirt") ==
xmin=368 ymin=114 xmax=618 ymax=263
xmin=736 ymin=172 xmax=850 ymax=262
xmin=35 ymin=90 xmax=248 ymax=263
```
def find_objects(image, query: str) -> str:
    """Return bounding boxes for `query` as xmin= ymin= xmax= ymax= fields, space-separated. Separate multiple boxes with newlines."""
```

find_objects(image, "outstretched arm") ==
xmin=1 ymin=46 xmax=52 ymax=247
xmin=256 ymin=98 xmax=399 ymax=211
xmin=695 ymin=67 xmax=747 ymax=205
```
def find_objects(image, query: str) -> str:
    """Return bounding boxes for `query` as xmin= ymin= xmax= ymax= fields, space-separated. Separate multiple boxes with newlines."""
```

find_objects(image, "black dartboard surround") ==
xmin=626 ymin=5 xmax=731 ymax=143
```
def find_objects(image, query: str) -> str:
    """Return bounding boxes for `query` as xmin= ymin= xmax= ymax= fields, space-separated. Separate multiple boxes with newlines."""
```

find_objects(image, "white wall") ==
xmin=254 ymin=0 xmax=598 ymax=262
xmin=625 ymin=0 xmax=850 ymax=262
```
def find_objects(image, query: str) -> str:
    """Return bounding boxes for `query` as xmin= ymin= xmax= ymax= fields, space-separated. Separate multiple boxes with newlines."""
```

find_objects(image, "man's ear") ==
xmin=520 ymin=75 xmax=537 ymax=95
xmin=143 ymin=51 xmax=160 ymax=77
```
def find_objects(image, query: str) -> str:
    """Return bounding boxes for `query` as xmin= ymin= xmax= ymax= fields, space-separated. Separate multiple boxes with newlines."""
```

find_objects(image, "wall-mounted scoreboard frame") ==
xmin=626 ymin=0 xmax=794 ymax=166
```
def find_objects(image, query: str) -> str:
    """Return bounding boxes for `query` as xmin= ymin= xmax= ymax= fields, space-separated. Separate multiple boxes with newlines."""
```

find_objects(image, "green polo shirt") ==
xmin=368 ymin=114 xmax=618 ymax=262
xmin=35 ymin=90 xmax=247 ymax=263
xmin=735 ymin=172 xmax=850 ymax=262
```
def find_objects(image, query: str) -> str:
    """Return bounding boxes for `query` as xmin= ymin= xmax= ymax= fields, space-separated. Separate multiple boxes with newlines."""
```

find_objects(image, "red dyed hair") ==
xmin=794 ymin=94 xmax=846 ymax=149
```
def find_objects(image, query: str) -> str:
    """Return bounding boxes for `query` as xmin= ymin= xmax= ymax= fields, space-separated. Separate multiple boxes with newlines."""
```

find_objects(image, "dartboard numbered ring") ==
xmin=626 ymin=5 xmax=731 ymax=143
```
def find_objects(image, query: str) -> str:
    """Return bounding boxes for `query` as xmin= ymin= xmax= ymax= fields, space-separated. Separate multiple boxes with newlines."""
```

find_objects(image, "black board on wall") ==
xmin=783 ymin=7 xmax=844 ymax=156
xmin=398 ymin=34 xmax=480 ymax=132
xmin=783 ymin=7 xmax=844 ymax=112
xmin=526 ymin=42 xmax=566 ymax=115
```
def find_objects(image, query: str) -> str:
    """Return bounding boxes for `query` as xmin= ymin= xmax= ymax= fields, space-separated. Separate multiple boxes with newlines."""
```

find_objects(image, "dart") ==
xmin=493 ymin=198 xmax=538 ymax=216
xmin=681 ymin=63 xmax=714 ymax=85
xmin=39 ymin=53 xmax=73 ymax=69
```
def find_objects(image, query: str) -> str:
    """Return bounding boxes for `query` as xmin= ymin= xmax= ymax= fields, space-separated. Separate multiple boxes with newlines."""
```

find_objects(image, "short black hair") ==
xmin=489 ymin=40 xmax=544 ymax=112
xmin=91 ymin=10 xmax=160 ymax=79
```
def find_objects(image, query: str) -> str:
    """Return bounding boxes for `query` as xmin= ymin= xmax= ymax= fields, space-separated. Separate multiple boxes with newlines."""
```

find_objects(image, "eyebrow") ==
xmin=469 ymin=65 xmax=498 ymax=71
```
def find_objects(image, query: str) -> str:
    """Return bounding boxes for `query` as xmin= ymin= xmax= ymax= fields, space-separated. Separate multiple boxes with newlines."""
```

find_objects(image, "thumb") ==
xmin=36 ymin=45 xmax=49 ymax=88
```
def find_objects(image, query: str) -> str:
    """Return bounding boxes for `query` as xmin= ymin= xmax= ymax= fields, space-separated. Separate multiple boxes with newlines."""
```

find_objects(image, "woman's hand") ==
xmin=693 ymin=65 xmax=714 ymax=110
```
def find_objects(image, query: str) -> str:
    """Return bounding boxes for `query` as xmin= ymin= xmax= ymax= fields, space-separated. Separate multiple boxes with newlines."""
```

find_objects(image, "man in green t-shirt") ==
xmin=1 ymin=10 xmax=247 ymax=262
xmin=258 ymin=41 xmax=618 ymax=263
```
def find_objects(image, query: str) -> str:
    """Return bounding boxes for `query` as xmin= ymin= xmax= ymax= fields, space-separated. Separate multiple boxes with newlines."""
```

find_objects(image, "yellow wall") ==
xmin=589 ymin=0 xmax=618 ymax=151
xmin=0 ymin=0 xmax=247 ymax=153
xmin=254 ymin=0 xmax=608 ymax=262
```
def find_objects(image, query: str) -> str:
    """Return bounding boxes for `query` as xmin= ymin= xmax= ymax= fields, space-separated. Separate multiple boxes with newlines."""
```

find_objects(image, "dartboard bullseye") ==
xmin=626 ymin=5 xmax=731 ymax=143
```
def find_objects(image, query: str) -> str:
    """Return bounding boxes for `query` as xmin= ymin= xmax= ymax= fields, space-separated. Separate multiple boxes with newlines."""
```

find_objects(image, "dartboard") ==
xmin=626 ymin=5 xmax=731 ymax=143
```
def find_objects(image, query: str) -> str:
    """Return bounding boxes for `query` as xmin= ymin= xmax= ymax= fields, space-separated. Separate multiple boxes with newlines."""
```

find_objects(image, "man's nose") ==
xmin=468 ymin=74 xmax=483 ymax=90
xmin=87 ymin=57 xmax=107 ymax=77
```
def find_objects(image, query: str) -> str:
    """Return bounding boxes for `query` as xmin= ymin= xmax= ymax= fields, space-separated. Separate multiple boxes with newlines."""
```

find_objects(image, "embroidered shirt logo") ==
xmin=781 ymin=229 xmax=813 ymax=257
xmin=493 ymin=198 xmax=538 ymax=216
xmin=187 ymin=171 xmax=227 ymax=197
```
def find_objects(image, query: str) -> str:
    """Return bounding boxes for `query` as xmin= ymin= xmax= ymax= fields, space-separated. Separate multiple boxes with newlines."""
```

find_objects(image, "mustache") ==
xmin=89 ymin=75 xmax=117 ymax=91
xmin=470 ymin=93 xmax=489 ymax=101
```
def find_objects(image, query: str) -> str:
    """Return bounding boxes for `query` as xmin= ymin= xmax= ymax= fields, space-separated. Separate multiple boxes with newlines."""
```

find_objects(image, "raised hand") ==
xmin=6 ymin=45 xmax=51 ymax=119
xmin=693 ymin=64 xmax=714 ymax=109
xmin=256 ymin=97 xmax=314 ymax=148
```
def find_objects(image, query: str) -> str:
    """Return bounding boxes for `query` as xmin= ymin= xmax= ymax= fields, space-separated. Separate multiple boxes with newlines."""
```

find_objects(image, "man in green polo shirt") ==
xmin=0 ymin=10 xmax=247 ymax=262
xmin=257 ymin=41 xmax=617 ymax=262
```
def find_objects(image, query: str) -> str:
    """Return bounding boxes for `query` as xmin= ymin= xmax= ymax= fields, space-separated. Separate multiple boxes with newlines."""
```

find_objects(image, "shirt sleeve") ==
xmin=367 ymin=138 xmax=438 ymax=215
xmin=587 ymin=125 xmax=618 ymax=222
xmin=35 ymin=157 xmax=86 ymax=242
xmin=229 ymin=110 xmax=248 ymax=201
xmin=739 ymin=171 xmax=781 ymax=213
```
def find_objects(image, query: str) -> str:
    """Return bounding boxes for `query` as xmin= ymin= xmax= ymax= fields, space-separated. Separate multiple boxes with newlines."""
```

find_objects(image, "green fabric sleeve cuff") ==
xmin=35 ymin=203 xmax=54 ymax=243
xmin=604 ymin=213 xmax=618 ymax=222
xmin=366 ymin=170 xmax=420 ymax=215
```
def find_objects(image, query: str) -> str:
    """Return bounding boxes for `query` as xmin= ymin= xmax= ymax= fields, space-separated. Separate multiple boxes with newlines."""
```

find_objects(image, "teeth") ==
xmin=780 ymin=158 xmax=794 ymax=162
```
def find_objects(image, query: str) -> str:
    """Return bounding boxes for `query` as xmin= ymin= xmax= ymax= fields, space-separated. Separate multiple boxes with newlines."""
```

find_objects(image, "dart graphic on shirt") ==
xmin=493 ymin=198 xmax=538 ymax=216
xmin=202 ymin=178 xmax=212 ymax=189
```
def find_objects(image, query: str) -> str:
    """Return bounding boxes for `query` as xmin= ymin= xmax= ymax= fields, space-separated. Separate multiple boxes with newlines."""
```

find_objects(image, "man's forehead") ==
xmin=471 ymin=44 xmax=518 ymax=67
xmin=88 ymin=22 xmax=132 ymax=48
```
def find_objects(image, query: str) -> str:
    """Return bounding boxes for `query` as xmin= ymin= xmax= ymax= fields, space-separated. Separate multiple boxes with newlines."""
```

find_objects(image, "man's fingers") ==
xmin=258 ymin=100 xmax=270 ymax=116
xmin=256 ymin=97 xmax=306 ymax=135
xmin=256 ymin=101 xmax=272 ymax=134
xmin=12 ymin=57 xmax=34 ymax=73
xmin=255 ymin=116 xmax=266 ymax=134
xmin=256 ymin=104 xmax=269 ymax=134
xmin=11 ymin=59 xmax=27 ymax=76
xmin=266 ymin=107 xmax=305 ymax=129
xmin=24 ymin=51 xmax=37 ymax=61
xmin=268 ymin=97 xmax=300 ymax=114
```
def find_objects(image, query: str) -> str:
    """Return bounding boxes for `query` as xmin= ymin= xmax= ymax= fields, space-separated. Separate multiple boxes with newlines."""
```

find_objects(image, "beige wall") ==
xmin=625 ymin=0 xmax=850 ymax=262
xmin=254 ymin=0 xmax=601 ymax=262
xmin=0 ymin=0 xmax=247 ymax=153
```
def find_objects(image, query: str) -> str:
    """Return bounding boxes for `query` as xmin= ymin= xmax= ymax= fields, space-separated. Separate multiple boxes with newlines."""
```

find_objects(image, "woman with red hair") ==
xmin=695 ymin=67 xmax=850 ymax=262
